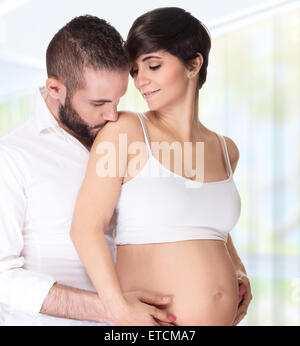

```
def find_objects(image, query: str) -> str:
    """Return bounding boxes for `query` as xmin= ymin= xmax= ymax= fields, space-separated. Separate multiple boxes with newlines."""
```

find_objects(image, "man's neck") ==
xmin=44 ymin=95 xmax=92 ymax=151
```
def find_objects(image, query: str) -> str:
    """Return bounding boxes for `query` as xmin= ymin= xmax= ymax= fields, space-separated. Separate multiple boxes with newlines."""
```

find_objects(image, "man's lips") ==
xmin=142 ymin=89 xmax=160 ymax=99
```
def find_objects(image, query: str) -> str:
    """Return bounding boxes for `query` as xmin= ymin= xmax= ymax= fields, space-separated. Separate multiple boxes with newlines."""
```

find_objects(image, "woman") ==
xmin=70 ymin=7 xmax=244 ymax=326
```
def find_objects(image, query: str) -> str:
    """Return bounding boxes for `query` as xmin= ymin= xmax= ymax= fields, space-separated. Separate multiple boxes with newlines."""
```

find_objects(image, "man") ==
xmin=0 ymin=15 xmax=175 ymax=326
xmin=0 ymin=15 xmax=251 ymax=326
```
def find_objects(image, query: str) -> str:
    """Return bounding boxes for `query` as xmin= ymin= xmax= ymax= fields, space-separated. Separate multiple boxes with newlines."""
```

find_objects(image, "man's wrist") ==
xmin=41 ymin=283 xmax=112 ymax=323
xmin=100 ymin=295 xmax=128 ymax=325
xmin=84 ymin=291 xmax=108 ymax=323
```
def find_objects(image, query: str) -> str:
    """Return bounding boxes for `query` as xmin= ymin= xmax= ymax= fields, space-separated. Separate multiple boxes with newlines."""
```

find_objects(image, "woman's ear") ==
xmin=187 ymin=53 xmax=203 ymax=79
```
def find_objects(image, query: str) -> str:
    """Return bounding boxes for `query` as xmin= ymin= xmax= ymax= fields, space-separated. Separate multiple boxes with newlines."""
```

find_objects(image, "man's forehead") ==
xmin=83 ymin=66 xmax=129 ymax=81
xmin=81 ymin=67 xmax=129 ymax=97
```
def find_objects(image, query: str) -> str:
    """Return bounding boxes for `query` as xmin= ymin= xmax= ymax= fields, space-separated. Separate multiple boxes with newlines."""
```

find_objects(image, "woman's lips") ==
xmin=143 ymin=89 xmax=160 ymax=99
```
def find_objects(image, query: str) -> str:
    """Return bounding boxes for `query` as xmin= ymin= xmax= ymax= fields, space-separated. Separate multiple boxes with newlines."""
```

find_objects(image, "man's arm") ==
xmin=40 ymin=284 xmax=175 ymax=325
xmin=0 ymin=144 xmax=173 ymax=325
xmin=40 ymin=283 xmax=106 ymax=323
xmin=0 ymin=145 xmax=57 ymax=316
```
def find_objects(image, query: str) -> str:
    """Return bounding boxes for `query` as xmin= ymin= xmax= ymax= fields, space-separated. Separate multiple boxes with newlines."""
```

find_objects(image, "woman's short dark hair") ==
xmin=125 ymin=7 xmax=211 ymax=90
xmin=46 ymin=15 xmax=129 ymax=96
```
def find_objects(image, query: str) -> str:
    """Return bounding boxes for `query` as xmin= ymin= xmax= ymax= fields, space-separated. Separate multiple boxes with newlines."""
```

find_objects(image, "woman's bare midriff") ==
xmin=116 ymin=239 xmax=239 ymax=326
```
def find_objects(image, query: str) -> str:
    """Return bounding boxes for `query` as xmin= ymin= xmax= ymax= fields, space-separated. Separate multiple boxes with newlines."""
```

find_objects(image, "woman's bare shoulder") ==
xmin=223 ymin=135 xmax=240 ymax=173
xmin=116 ymin=111 xmax=142 ymax=129
xmin=93 ymin=111 xmax=142 ymax=143
xmin=88 ymin=112 xmax=144 ymax=177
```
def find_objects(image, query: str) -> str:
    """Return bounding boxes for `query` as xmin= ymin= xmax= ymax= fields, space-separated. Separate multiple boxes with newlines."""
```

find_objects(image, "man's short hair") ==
xmin=46 ymin=15 xmax=129 ymax=95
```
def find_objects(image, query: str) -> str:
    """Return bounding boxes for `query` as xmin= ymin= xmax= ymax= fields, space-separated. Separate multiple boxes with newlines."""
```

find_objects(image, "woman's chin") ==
xmin=147 ymin=102 xmax=161 ymax=112
xmin=146 ymin=97 xmax=173 ymax=112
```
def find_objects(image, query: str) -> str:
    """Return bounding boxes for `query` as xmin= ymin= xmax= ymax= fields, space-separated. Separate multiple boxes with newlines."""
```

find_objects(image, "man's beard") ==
xmin=58 ymin=94 xmax=106 ymax=141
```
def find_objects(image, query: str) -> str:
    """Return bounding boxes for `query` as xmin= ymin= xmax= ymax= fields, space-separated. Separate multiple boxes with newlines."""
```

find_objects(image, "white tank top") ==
xmin=114 ymin=113 xmax=241 ymax=245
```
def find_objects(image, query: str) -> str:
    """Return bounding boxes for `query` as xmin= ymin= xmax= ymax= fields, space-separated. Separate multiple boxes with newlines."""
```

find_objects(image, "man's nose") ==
xmin=103 ymin=107 xmax=118 ymax=122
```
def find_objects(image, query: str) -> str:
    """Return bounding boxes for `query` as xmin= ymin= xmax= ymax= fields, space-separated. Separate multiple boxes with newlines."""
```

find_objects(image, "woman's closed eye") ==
xmin=149 ymin=64 xmax=161 ymax=71
xmin=131 ymin=64 xmax=161 ymax=76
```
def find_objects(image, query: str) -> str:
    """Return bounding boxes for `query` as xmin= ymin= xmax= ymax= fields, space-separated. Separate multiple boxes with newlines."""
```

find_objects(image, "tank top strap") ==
xmin=216 ymin=133 xmax=232 ymax=178
xmin=136 ymin=113 xmax=152 ymax=155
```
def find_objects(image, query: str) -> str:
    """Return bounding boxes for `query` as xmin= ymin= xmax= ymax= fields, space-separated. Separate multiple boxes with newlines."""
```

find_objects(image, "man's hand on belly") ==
xmin=123 ymin=290 xmax=177 ymax=326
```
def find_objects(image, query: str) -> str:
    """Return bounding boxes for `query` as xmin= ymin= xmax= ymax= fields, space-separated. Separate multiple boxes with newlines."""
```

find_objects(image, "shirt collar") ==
xmin=34 ymin=86 xmax=60 ymax=134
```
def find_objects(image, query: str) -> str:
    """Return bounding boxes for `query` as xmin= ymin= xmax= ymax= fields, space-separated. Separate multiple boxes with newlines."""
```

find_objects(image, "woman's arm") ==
xmin=70 ymin=118 xmax=126 ymax=322
xmin=224 ymin=136 xmax=252 ymax=325
xmin=226 ymin=235 xmax=247 ymax=277
xmin=70 ymin=113 xmax=175 ymax=326
xmin=223 ymin=136 xmax=246 ymax=274
xmin=227 ymin=234 xmax=252 ymax=326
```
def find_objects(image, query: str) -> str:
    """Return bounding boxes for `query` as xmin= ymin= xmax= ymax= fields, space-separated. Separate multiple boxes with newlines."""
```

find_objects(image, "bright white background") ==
xmin=0 ymin=0 xmax=298 ymax=95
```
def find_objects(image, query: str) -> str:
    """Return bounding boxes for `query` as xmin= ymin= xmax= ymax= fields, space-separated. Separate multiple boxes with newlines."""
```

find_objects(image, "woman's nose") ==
xmin=135 ymin=72 xmax=150 ymax=90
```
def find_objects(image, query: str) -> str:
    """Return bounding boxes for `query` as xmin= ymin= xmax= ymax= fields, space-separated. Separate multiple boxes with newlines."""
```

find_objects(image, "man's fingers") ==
xmin=138 ymin=291 xmax=172 ymax=306
xmin=136 ymin=291 xmax=176 ymax=324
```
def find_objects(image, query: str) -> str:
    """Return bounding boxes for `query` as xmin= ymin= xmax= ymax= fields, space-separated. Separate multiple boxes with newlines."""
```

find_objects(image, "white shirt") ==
xmin=0 ymin=87 xmax=116 ymax=326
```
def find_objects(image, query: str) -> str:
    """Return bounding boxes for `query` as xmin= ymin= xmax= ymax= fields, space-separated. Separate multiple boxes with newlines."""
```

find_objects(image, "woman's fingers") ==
xmin=153 ymin=317 xmax=177 ymax=326
xmin=232 ymin=277 xmax=253 ymax=326
xmin=238 ymin=279 xmax=253 ymax=312
xmin=233 ymin=283 xmax=253 ymax=325
xmin=152 ymin=307 xmax=176 ymax=324
xmin=128 ymin=291 xmax=177 ymax=325
xmin=158 ymin=321 xmax=177 ymax=326
xmin=232 ymin=312 xmax=246 ymax=326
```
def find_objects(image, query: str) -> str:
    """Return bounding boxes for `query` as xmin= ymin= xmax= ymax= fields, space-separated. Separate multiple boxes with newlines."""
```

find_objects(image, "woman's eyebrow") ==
xmin=142 ymin=55 xmax=162 ymax=62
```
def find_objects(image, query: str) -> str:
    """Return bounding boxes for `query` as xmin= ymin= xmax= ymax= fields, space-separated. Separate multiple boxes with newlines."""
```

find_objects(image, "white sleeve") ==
xmin=0 ymin=145 xmax=56 ymax=315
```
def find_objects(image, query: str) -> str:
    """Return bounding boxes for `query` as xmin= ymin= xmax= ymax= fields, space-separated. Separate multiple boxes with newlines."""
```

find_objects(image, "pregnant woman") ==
xmin=71 ymin=7 xmax=247 ymax=325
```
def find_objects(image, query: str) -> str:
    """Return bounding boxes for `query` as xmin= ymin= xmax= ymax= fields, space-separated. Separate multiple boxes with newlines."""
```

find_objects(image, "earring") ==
xmin=189 ymin=73 xmax=194 ymax=79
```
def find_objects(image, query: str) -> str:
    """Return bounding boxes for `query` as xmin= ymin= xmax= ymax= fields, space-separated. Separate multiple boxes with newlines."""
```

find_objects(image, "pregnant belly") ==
xmin=116 ymin=239 xmax=239 ymax=326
